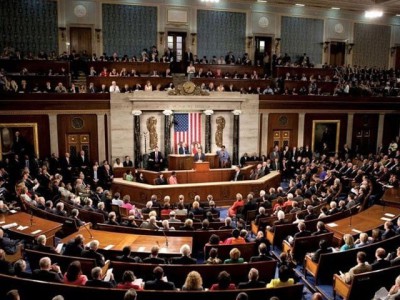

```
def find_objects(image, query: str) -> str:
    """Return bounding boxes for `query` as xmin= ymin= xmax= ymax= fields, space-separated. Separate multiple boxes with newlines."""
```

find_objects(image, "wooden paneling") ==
xmin=0 ymin=115 xmax=50 ymax=159
xmin=70 ymin=27 xmax=92 ymax=54
xmin=57 ymin=114 xmax=98 ymax=163
xmin=267 ymin=113 xmax=298 ymax=153
xmin=111 ymin=171 xmax=281 ymax=207
xmin=304 ymin=113 xmax=348 ymax=151
xmin=352 ymin=114 xmax=379 ymax=154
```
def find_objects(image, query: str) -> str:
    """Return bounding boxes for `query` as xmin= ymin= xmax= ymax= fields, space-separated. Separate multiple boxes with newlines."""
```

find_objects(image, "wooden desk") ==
xmin=61 ymin=225 xmax=192 ymax=257
xmin=0 ymin=211 xmax=63 ymax=245
xmin=168 ymin=154 xmax=218 ymax=170
xmin=112 ymin=171 xmax=281 ymax=206
xmin=326 ymin=205 xmax=400 ymax=245
xmin=382 ymin=187 xmax=400 ymax=208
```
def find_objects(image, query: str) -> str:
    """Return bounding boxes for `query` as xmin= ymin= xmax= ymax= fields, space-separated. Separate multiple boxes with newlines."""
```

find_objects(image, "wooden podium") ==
xmin=194 ymin=161 xmax=210 ymax=172
xmin=169 ymin=154 xmax=193 ymax=170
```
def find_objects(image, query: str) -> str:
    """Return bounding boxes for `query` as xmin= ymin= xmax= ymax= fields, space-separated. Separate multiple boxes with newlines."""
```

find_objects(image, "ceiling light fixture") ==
xmin=365 ymin=10 xmax=383 ymax=19
xmin=201 ymin=0 xmax=220 ymax=2
xmin=331 ymin=7 xmax=340 ymax=10
xmin=295 ymin=3 xmax=305 ymax=7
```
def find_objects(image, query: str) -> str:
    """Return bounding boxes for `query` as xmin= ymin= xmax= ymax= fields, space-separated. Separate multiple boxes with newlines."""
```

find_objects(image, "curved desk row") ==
xmin=111 ymin=171 xmax=281 ymax=207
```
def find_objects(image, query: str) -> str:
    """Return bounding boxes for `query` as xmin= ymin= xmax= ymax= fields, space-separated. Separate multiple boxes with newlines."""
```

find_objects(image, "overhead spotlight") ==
xmin=295 ymin=3 xmax=305 ymax=7
xmin=201 ymin=0 xmax=220 ymax=2
xmin=257 ymin=0 xmax=268 ymax=2
xmin=331 ymin=7 xmax=340 ymax=10
xmin=365 ymin=10 xmax=383 ymax=19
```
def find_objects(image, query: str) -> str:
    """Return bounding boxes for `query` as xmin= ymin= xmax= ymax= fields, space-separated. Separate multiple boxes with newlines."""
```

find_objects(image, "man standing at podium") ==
xmin=178 ymin=142 xmax=189 ymax=155
xmin=148 ymin=146 xmax=163 ymax=171
xmin=194 ymin=147 xmax=206 ymax=162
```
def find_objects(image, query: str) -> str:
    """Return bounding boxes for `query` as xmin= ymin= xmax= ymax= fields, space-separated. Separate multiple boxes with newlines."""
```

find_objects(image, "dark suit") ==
xmin=250 ymin=254 xmax=273 ymax=262
xmin=232 ymin=171 xmax=244 ymax=181
xmin=142 ymin=257 xmax=166 ymax=264
xmin=238 ymin=280 xmax=266 ymax=289
xmin=144 ymin=279 xmax=176 ymax=290
xmin=170 ymin=255 xmax=196 ymax=264
xmin=178 ymin=146 xmax=189 ymax=155
xmin=148 ymin=151 xmax=163 ymax=171
xmin=0 ymin=259 xmax=12 ymax=275
xmin=63 ymin=240 xmax=84 ymax=257
xmin=32 ymin=244 xmax=57 ymax=254
xmin=371 ymin=259 xmax=391 ymax=271
xmin=81 ymin=249 xmax=105 ymax=267
xmin=85 ymin=279 xmax=116 ymax=288
xmin=194 ymin=152 xmax=206 ymax=162
xmin=123 ymin=160 xmax=133 ymax=167
xmin=32 ymin=269 xmax=63 ymax=283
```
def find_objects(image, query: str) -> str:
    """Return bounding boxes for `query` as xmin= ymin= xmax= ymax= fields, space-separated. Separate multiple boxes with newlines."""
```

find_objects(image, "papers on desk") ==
xmin=381 ymin=217 xmax=392 ymax=222
xmin=104 ymin=268 xmax=113 ymax=282
xmin=16 ymin=225 xmax=28 ymax=231
xmin=2 ymin=222 xmax=18 ymax=229
xmin=162 ymin=276 xmax=168 ymax=282
xmin=137 ymin=246 xmax=145 ymax=252
xmin=384 ymin=213 xmax=395 ymax=218
xmin=31 ymin=229 xmax=42 ymax=235
xmin=351 ymin=229 xmax=362 ymax=234
xmin=9 ymin=210 xmax=17 ymax=214
xmin=133 ymin=278 xmax=143 ymax=286
xmin=327 ymin=222 xmax=338 ymax=227
xmin=104 ymin=244 xmax=114 ymax=250
xmin=55 ymin=243 xmax=64 ymax=254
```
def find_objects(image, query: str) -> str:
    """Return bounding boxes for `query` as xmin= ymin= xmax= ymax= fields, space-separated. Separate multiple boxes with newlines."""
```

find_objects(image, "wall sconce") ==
xmin=323 ymin=41 xmax=330 ymax=52
xmin=247 ymin=36 xmax=253 ymax=48
xmin=391 ymin=46 xmax=396 ymax=56
xmin=347 ymin=43 xmax=354 ymax=54
xmin=59 ymin=27 xmax=66 ymax=41
xmin=191 ymin=33 xmax=197 ymax=46
xmin=159 ymin=32 xmax=164 ymax=45
xmin=95 ymin=29 xmax=101 ymax=43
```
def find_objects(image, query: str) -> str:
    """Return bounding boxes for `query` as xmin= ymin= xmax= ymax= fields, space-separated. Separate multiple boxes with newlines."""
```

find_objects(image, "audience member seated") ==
xmin=224 ymin=247 xmax=245 ymax=264
xmin=144 ymin=266 xmax=176 ymax=290
xmin=206 ymin=248 xmax=222 ymax=264
xmin=32 ymin=256 xmax=63 ymax=283
xmin=63 ymin=260 xmax=88 ymax=286
xmin=117 ymin=270 xmax=143 ymax=290
xmin=238 ymin=268 xmax=266 ymax=289
xmin=0 ymin=249 xmax=12 ymax=275
xmin=116 ymin=246 xmax=142 ymax=263
xmin=266 ymin=265 xmax=295 ymax=288
xmin=311 ymin=239 xmax=333 ymax=263
xmin=81 ymin=240 xmax=106 ymax=267
xmin=224 ymin=229 xmax=246 ymax=245
xmin=182 ymin=271 xmax=204 ymax=290
xmin=371 ymin=247 xmax=391 ymax=271
xmin=142 ymin=246 xmax=166 ymax=264
xmin=85 ymin=266 xmax=116 ymax=288
xmin=32 ymin=234 xmax=58 ymax=254
xmin=250 ymin=243 xmax=273 ymax=262
xmin=210 ymin=271 xmax=236 ymax=290
xmin=340 ymin=251 xmax=372 ymax=284
xmin=170 ymin=244 xmax=197 ymax=264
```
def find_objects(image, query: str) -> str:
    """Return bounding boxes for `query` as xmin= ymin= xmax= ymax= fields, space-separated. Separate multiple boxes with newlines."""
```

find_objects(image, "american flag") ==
xmin=174 ymin=113 xmax=202 ymax=152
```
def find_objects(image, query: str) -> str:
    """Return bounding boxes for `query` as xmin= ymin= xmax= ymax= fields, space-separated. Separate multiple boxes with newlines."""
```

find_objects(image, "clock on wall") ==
xmin=74 ymin=5 xmax=87 ymax=18
xmin=182 ymin=81 xmax=196 ymax=94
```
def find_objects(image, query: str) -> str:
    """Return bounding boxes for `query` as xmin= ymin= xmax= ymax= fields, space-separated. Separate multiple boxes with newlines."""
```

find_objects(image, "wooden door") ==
xmin=168 ymin=31 xmax=187 ymax=73
xmin=70 ymin=27 xmax=92 ymax=55
xmin=272 ymin=130 xmax=291 ymax=149
xmin=329 ymin=42 xmax=345 ymax=66
xmin=66 ymin=134 xmax=90 ymax=159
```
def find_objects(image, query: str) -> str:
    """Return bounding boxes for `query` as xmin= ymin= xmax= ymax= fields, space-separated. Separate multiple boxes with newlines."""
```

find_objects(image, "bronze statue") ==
xmin=146 ymin=116 xmax=158 ymax=150
xmin=215 ymin=116 xmax=225 ymax=147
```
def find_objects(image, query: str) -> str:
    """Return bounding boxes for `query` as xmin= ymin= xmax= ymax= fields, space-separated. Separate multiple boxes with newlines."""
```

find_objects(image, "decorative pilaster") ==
xmin=346 ymin=113 xmax=354 ymax=148
xmin=232 ymin=110 xmax=242 ymax=166
xmin=377 ymin=113 xmax=385 ymax=151
xmin=96 ymin=113 xmax=106 ymax=163
xmin=132 ymin=110 xmax=142 ymax=168
xmin=48 ymin=113 xmax=59 ymax=156
xmin=204 ymin=110 xmax=214 ymax=153
xmin=163 ymin=110 xmax=173 ymax=164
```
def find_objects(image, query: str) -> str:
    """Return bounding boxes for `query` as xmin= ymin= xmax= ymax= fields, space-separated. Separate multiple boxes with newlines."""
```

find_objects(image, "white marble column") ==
xmin=376 ymin=113 xmax=385 ymax=150
xmin=298 ymin=113 xmax=305 ymax=147
xmin=97 ymin=113 xmax=106 ymax=163
xmin=346 ymin=113 xmax=354 ymax=148
xmin=48 ymin=113 xmax=59 ymax=155
xmin=261 ymin=112 xmax=269 ymax=155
